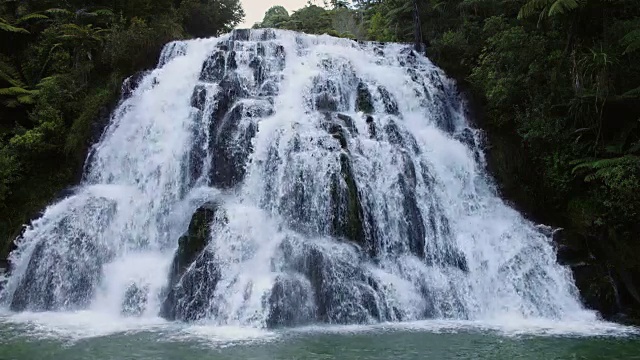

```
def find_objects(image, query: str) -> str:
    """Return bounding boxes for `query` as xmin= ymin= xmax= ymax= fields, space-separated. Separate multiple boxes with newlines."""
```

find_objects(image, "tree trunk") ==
xmin=413 ymin=0 xmax=424 ymax=53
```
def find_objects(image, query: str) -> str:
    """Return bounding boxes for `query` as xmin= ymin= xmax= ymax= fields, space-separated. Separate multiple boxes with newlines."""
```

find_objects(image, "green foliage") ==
xmin=253 ymin=3 xmax=366 ymax=39
xmin=0 ymin=0 xmax=245 ymax=257
xmin=518 ymin=0 xmax=583 ymax=20
xmin=572 ymin=155 xmax=640 ymax=193
xmin=621 ymin=29 xmax=640 ymax=55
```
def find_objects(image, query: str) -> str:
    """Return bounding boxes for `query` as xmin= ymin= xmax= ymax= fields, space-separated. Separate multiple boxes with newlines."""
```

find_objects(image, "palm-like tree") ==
xmin=517 ymin=0 xmax=583 ymax=20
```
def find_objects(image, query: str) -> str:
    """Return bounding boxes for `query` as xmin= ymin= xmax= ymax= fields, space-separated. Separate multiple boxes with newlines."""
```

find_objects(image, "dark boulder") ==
xmin=330 ymin=154 xmax=366 ymax=248
xmin=209 ymin=101 xmax=268 ymax=189
xmin=160 ymin=202 xmax=223 ymax=321
xmin=276 ymin=239 xmax=396 ymax=324
xmin=199 ymin=51 xmax=226 ymax=83
xmin=167 ymin=203 xmax=217 ymax=290
xmin=356 ymin=82 xmax=374 ymax=114
xmin=266 ymin=275 xmax=315 ymax=328
xmin=190 ymin=85 xmax=208 ymax=111
xmin=336 ymin=113 xmax=358 ymax=134
xmin=378 ymin=86 xmax=399 ymax=115
xmin=121 ymin=71 xmax=148 ymax=100
xmin=366 ymin=115 xmax=377 ymax=139
xmin=161 ymin=250 xmax=221 ymax=321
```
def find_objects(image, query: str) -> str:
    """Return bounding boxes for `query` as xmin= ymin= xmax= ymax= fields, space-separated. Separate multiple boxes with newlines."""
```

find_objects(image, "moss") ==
xmin=173 ymin=204 xmax=217 ymax=278
xmin=331 ymin=153 xmax=365 ymax=247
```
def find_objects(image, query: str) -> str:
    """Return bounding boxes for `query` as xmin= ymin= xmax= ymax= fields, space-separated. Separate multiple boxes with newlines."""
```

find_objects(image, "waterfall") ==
xmin=0 ymin=29 xmax=596 ymax=327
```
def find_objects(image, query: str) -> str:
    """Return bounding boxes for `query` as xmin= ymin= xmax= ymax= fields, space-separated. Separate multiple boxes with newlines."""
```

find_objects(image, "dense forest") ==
xmin=1 ymin=0 xmax=639 ymax=321
xmin=0 ymin=0 xmax=243 ymax=256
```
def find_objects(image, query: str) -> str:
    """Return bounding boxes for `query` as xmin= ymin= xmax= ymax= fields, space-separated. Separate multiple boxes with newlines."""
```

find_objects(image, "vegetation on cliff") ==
xmin=0 ymin=0 xmax=243 ymax=256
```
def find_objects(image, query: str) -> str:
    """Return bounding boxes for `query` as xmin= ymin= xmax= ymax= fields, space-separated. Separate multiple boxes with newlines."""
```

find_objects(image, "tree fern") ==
xmin=0 ymin=18 xmax=29 ymax=34
xmin=572 ymin=155 xmax=640 ymax=193
xmin=518 ymin=0 xmax=582 ymax=20
xmin=621 ymin=29 xmax=640 ymax=55
xmin=15 ymin=13 xmax=49 ymax=25
xmin=0 ymin=57 xmax=26 ymax=88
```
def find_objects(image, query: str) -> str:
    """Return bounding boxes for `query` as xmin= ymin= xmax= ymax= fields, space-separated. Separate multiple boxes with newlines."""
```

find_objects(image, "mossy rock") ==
xmin=331 ymin=153 xmax=366 ymax=248
xmin=168 ymin=202 xmax=219 ymax=289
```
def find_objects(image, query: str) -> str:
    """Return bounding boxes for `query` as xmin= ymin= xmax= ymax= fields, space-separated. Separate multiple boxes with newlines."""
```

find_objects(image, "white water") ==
xmin=0 ymin=29 xmax=612 ymax=337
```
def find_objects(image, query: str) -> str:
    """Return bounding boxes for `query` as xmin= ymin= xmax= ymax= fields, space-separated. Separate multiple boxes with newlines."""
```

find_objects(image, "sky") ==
xmin=239 ymin=0 xmax=311 ymax=28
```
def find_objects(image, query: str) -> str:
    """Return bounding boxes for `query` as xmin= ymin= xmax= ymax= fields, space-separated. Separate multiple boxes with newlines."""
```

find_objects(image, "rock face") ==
xmin=160 ymin=203 xmax=221 ymax=321
xmin=9 ymin=196 xmax=116 ymax=312
xmin=554 ymin=229 xmax=640 ymax=324
xmin=0 ymin=259 xmax=8 ymax=293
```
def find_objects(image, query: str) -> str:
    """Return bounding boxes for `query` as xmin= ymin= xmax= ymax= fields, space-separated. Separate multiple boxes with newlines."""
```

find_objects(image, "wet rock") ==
xmin=190 ymin=85 xmax=208 ymax=111
xmin=322 ymin=118 xmax=349 ymax=150
xmin=398 ymin=174 xmax=426 ymax=259
xmin=249 ymin=56 xmax=265 ymax=85
xmin=161 ymin=203 xmax=222 ymax=321
xmin=10 ymin=235 xmax=102 ymax=311
xmin=121 ymin=283 xmax=148 ymax=317
xmin=168 ymin=203 xmax=218 ymax=288
xmin=0 ymin=259 xmax=8 ymax=293
xmin=384 ymin=120 xmax=404 ymax=146
xmin=455 ymin=128 xmax=476 ymax=149
xmin=259 ymin=80 xmax=279 ymax=97
xmin=378 ymin=86 xmax=399 ymax=115
xmin=227 ymin=51 xmax=238 ymax=71
xmin=200 ymin=51 xmax=226 ymax=83
xmin=277 ymin=240 xmax=393 ymax=324
xmin=161 ymin=250 xmax=221 ymax=321
xmin=356 ymin=82 xmax=373 ymax=114
xmin=315 ymin=93 xmax=339 ymax=112
xmin=336 ymin=113 xmax=358 ymax=134
xmin=422 ymin=203 xmax=469 ymax=272
xmin=366 ymin=116 xmax=377 ymax=138
xmin=9 ymin=198 xmax=115 ymax=312
xmin=301 ymin=247 xmax=389 ymax=324
xmin=121 ymin=71 xmax=148 ymax=100
xmin=260 ymin=29 xmax=276 ymax=41
xmin=266 ymin=275 xmax=315 ymax=328
xmin=209 ymin=101 xmax=268 ymax=189
xmin=311 ymin=78 xmax=344 ymax=112
xmin=231 ymin=28 xmax=251 ymax=41
xmin=330 ymin=154 xmax=366 ymax=248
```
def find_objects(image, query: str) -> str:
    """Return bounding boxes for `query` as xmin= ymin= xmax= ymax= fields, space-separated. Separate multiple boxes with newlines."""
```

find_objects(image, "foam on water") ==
xmin=0 ymin=29 xmax=632 ymax=339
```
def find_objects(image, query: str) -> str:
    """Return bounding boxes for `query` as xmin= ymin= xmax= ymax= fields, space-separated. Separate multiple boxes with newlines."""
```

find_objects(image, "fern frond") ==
xmin=0 ymin=87 xmax=36 ymax=96
xmin=0 ymin=58 xmax=25 ymax=87
xmin=0 ymin=19 xmax=29 ymax=34
xmin=89 ymin=9 xmax=115 ymax=18
xmin=518 ymin=0 xmax=582 ymax=19
xmin=16 ymin=94 xmax=36 ymax=105
xmin=622 ymin=86 xmax=640 ymax=98
xmin=621 ymin=29 xmax=640 ymax=55
xmin=547 ymin=0 xmax=580 ymax=17
xmin=518 ymin=0 xmax=552 ymax=19
xmin=572 ymin=155 xmax=640 ymax=174
xmin=44 ymin=8 xmax=74 ymax=16
xmin=15 ymin=13 xmax=49 ymax=25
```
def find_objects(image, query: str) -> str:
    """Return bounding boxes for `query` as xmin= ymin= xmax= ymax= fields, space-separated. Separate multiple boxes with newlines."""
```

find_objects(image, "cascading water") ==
xmin=0 ymin=29 xmax=597 ymax=328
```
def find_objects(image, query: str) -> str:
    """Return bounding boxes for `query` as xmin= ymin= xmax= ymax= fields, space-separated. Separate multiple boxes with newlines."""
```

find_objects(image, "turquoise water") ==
xmin=1 ymin=313 xmax=638 ymax=359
